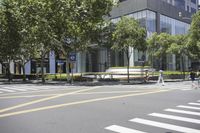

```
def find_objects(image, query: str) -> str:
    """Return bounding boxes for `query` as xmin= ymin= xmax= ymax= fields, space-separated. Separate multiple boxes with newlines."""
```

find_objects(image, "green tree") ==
xmin=112 ymin=17 xmax=147 ymax=83
xmin=23 ymin=0 xmax=59 ymax=83
xmin=0 ymin=0 xmax=21 ymax=81
xmin=167 ymin=34 xmax=188 ymax=78
xmin=10 ymin=0 xmax=39 ymax=81
xmin=187 ymin=11 xmax=200 ymax=60
xmin=49 ymin=0 xmax=114 ymax=82
xmin=147 ymin=33 xmax=173 ymax=70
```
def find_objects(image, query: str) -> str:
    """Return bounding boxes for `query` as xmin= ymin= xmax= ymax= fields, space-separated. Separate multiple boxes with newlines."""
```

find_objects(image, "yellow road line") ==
xmin=0 ymin=87 xmax=99 ymax=114
xmin=0 ymin=90 xmax=143 ymax=99
xmin=0 ymin=90 xmax=170 ymax=118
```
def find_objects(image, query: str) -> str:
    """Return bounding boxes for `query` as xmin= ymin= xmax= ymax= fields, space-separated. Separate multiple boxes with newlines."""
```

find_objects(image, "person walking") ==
xmin=157 ymin=70 xmax=165 ymax=86
xmin=144 ymin=70 xmax=149 ymax=83
xmin=197 ymin=70 xmax=200 ymax=88
xmin=190 ymin=70 xmax=197 ymax=89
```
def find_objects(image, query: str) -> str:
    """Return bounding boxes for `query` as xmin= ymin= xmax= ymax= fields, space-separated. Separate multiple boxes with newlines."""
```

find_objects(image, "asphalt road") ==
xmin=0 ymin=81 xmax=199 ymax=133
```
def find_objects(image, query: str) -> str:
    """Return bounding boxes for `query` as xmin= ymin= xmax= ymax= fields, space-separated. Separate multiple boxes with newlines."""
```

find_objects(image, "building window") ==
xmin=160 ymin=14 xmax=190 ymax=35
xmin=191 ymin=7 xmax=197 ymax=13
xmin=191 ymin=0 xmax=196 ymax=4
xmin=174 ymin=0 xmax=185 ymax=10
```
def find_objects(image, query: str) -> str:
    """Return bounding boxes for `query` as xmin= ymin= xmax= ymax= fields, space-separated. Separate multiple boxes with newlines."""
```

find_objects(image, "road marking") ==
xmin=0 ymin=91 xmax=143 ymax=99
xmin=0 ymin=89 xmax=16 ymax=93
xmin=105 ymin=125 xmax=147 ymax=133
xmin=77 ymin=91 xmax=141 ymax=95
xmin=0 ymin=90 xmax=169 ymax=118
xmin=181 ymin=89 xmax=192 ymax=91
xmin=0 ymin=94 xmax=59 ymax=99
xmin=0 ymin=87 xmax=77 ymax=97
xmin=149 ymin=113 xmax=200 ymax=124
xmin=188 ymin=102 xmax=200 ymax=106
xmin=165 ymin=109 xmax=200 ymax=116
xmin=6 ymin=88 xmax=27 ymax=92
xmin=130 ymin=118 xmax=200 ymax=133
xmin=177 ymin=105 xmax=200 ymax=110
xmin=0 ymin=87 xmax=98 ymax=114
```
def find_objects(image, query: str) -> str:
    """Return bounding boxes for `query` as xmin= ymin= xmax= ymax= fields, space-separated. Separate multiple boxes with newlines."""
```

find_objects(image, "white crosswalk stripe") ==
xmin=0 ymin=85 xmax=63 ymax=94
xmin=105 ymin=125 xmax=147 ymax=133
xmin=105 ymin=101 xmax=200 ymax=133
xmin=165 ymin=108 xmax=200 ymax=116
xmin=8 ymin=86 xmax=39 ymax=90
xmin=188 ymin=102 xmax=200 ymax=106
xmin=3 ymin=87 xmax=27 ymax=92
xmin=177 ymin=105 xmax=200 ymax=110
xmin=0 ymin=88 xmax=16 ymax=92
xmin=130 ymin=118 xmax=200 ymax=133
xmin=149 ymin=113 xmax=200 ymax=124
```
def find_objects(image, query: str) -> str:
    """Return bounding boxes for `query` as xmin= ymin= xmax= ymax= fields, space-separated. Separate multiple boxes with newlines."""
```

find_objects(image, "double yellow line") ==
xmin=0 ymin=88 xmax=170 ymax=118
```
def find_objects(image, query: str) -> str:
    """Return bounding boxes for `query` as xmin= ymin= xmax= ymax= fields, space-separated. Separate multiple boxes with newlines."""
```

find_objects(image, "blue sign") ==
xmin=69 ymin=52 xmax=76 ymax=62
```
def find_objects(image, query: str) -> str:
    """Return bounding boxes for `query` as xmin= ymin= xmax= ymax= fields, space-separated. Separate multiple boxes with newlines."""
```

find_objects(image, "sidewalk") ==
xmin=0 ymin=78 xmax=187 ymax=86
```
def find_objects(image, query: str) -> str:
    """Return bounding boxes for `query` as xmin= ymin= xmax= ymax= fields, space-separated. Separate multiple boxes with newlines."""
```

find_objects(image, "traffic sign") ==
xmin=69 ymin=52 xmax=76 ymax=62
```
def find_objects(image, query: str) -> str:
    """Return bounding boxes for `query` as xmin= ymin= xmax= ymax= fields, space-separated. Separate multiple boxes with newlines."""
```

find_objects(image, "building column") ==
xmin=129 ymin=47 xmax=135 ymax=67
xmin=172 ymin=54 xmax=176 ymax=71
xmin=77 ymin=52 xmax=86 ymax=73
xmin=49 ymin=51 xmax=56 ymax=74
xmin=115 ymin=51 xmax=119 ymax=66
xmin=98 ymin=48 xmax=107 ymax=71
xmin=156 ymin=12 xmax=161 ymax=34
xmin=25 ymin=61 xmax=31 ymax=75
xmin=10 ymin=61 xmax=15 ymax=74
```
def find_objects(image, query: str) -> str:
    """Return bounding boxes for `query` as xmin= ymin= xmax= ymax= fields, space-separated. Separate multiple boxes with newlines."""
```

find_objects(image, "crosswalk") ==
xmin=0 ymin=85 xmax=68 ymax=94
xmin=105 ymin=100 xmax=200 ymax=133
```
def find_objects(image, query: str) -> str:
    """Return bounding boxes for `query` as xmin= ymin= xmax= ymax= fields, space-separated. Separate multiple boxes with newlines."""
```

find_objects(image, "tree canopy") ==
xmin=187 ymin=11 xmax=200 ymax=60
xmin=112 ymin=17 xmax=147 ymax=82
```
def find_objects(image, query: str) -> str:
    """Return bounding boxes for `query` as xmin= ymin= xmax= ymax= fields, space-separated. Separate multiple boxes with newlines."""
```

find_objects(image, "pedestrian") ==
xmin=157 ymin=70 xmax=165 ymax=86
xmin=190 ymin=70 xmax=197 ymax=89
xmin=144 ymin=70 xmax=149 ymax=82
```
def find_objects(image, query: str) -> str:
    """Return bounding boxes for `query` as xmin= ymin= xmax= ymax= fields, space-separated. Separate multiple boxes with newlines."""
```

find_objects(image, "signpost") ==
xmin=69 ymin=52 xmax=76 ymax=84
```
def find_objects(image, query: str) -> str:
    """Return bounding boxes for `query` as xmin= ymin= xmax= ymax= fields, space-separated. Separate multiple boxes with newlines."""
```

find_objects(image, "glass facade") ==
xmin=174 ymin=0 xmax=185 ymax=10
xmin=160 ymin=14 xmax=190 ymax=70
xmin=162 ymin=0 xmax=198 ymax=13
xmin=112 ymin=10 xmax=156 ymax=37
xmin=111 ymin=10 xmax=156 ymax=66
xmin=110 ymin=10 xmax=190 ymax=70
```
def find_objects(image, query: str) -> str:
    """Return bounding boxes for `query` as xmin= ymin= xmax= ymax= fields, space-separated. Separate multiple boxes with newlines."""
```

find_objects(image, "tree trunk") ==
xmin=126 ymin=51 xmax=130 ymax=83
xmin=7 ymin=62 xmax=12 ymax=82
xmin=159 ymin=57 xmax=163 ymax=70
xmin=41 ymin=54 xmax=45 ymax=83
xmin=107 ymin=49 xmax=111 ymax=69
xmin=181 ymin=55 xmax=185 ymax=80
xmin=66 ymin=53 xmax=71 ymax=83
xmin=22 ymin=64 xmax=26 ymax=82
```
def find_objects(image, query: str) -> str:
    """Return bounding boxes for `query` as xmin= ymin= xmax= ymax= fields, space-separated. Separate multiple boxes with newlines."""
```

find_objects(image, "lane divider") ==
xmin=0 ymin=90 xmax=169 ymax=118
xmin=0 ymin=90 xmax=142 ymax=99
xmin=0 ymin=87 xmax=99 ymax=114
